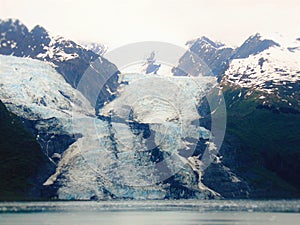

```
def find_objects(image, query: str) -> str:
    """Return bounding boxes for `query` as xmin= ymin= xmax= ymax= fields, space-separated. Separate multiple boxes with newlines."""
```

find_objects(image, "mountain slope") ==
xmin=172 ymin=36 xmax=233 ymax=79
xmin=0 ymin=18 xmax=120 ymax=108
xmin=219 ymin=86 xmax=300 ymax=198
xmin=0 ymin=100 xmax=53 ymax=200
xmin=223 ymin=35 xmax=300 ymax=108
xmin=215 ymin=35 xmax=300 ymax=198
xmin=232 ymin=33 xmax=280 ymax=59
xmin=172 ymin=34 xmax=282 ymax=80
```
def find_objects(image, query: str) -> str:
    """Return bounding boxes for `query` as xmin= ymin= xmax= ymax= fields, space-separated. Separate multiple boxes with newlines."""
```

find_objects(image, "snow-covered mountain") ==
xmin=0 ymin=18 xmax=119 ymax=108
xmin=80 ymin=42 xmax=107 ymax=56
xmin=0 ymin=18 xmax=299 ymax=200
xmin=172 ymin=36 xmax=233 ymax=79
xmin=171 ymin=32 xmax=300 ymax=198
xmin=172 ymin=33 xmax=284 ymax=80
xmin=173 ymin=32 xmax=299 ymax=108
xmin=223 ymin=34 xmax=300 ymax=108
xmin=0 ymin=19 xmax=248 ymax=199
xmin=218 ymin=34 xmax=300 ymax=197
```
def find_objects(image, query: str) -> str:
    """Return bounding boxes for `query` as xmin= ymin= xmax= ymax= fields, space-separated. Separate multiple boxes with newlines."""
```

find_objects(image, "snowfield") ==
xmin=224 ymin=35 xmax=300 ymax=95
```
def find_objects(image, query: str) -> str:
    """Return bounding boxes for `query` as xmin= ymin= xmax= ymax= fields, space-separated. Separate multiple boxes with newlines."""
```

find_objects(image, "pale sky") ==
xmin=1 ymin=0 xmax=299 ymax=49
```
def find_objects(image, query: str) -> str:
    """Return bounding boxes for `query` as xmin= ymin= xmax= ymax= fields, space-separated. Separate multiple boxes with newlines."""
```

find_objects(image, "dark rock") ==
xmin=0 ymin=100 xmax=55 ymax=200
xmin=173 ymin=36 xmax=233 ymax=79
xmin=232 ymin=33 xmax=280 ymax=59
xmin=173 ymin=33 xmax=280 ymax=81
xmin=203 ymin=163 xmax=250 ymax=198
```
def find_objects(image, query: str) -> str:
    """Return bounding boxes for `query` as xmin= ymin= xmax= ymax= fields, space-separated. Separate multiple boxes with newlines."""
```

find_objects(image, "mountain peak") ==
xmin=186 ymin=36 xmax=225 ymax=49
xmin=233 ymin=33 xmax=280 ymax=59
xmin=249 ymin=32 xmax=262 ymax=39
xmin=31 ymin=25 xmax=48 ymax=35
xmin=0 ymin=18 xmax=23 ymax=26
xmin=199 ymin=36 xmax=225 ymax=48
xmin=0 ymin=18 xmax=28 ymax=34
xmin=244 ymin=32 xmax=280 ymax=46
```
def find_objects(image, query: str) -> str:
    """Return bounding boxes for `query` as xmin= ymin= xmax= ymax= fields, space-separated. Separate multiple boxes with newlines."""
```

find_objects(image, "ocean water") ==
xmin=0 ymin=200 xmax=299 ymax=225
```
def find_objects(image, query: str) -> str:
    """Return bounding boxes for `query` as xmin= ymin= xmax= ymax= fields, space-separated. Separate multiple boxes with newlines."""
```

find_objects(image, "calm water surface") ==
xmin=0 ymin=200 xmax=299 ymax=225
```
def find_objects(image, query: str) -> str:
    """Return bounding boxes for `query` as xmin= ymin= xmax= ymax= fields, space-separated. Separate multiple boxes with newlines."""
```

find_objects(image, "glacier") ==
xmin=0 ymin=54 xmax=222 ymax=200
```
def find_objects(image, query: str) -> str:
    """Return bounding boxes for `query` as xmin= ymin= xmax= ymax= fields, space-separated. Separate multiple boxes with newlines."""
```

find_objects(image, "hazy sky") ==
xmin=1 ymin=0 xmax=299 ymax=48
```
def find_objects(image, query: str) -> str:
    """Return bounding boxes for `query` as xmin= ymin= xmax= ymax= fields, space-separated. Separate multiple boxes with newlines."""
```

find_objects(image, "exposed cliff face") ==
xmin=231 ymin=33 xmax=280 ymax=59
xmin=0 ymin=100 xmax=54 ymax=200
xmin=172 ymin=36 xmax=233 ymax=79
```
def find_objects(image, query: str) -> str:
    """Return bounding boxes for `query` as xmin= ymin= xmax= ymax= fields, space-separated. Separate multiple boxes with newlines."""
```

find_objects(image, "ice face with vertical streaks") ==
xmin=97 ymin=73 xmax=218 ymax=191
xmin=0 ymin=55 xmax=220 ymax=200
